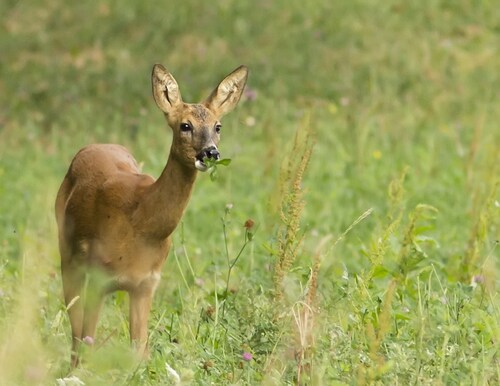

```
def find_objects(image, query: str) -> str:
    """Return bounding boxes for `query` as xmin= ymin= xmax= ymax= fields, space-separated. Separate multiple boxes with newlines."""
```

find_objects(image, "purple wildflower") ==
xmin=471 ymin=274 xmax=485 ymax=289
xmin=244 ymin=88 xmax=257 ymax=102
xmin=472 ymin=274 xmax=484 ymax=284
xmin=82 ymin=336 xmax=94 ymax=345
xmin=242 ymin=352 xmax=252 ymax=361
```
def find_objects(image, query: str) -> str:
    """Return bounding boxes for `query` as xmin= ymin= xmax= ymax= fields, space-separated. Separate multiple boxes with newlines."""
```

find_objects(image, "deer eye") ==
xmin=180 ymin=123 xmax=191 ymax=132
xmin=215 ymin=124 xmax=222 ymax=134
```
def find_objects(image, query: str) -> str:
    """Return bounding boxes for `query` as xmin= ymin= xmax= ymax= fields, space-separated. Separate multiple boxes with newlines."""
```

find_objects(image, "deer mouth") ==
xmin=195 ymin=146 xmax=220 ymax=172
xmin=195 ymin=157 xmax=209 ymax=172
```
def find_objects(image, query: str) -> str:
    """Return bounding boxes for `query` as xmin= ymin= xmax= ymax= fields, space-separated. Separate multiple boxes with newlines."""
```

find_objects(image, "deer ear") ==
xmin=152 ymin=64 xmax=182 ymax=114
xmin=204 ymin=65 xmax=248 ymax=117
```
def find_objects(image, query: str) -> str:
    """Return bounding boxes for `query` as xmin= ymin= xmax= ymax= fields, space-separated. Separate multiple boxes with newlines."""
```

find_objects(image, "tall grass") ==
xmin=273 ymin=114 xmax=315 ymax=303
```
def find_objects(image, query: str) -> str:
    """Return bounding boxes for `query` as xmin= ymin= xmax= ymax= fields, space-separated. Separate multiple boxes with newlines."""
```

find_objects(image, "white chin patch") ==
xmin=195 ymin=159 xmax=208 ymax=172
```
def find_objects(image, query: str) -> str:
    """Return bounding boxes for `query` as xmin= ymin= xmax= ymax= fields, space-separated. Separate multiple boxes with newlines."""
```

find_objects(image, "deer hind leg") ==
xmin=61 ymin=266 xmax=85 ymax=368
xmin=81 ymin=274 xmax=106 ymax=346
xmin=62 ymin=265 xmax=107 ymax=367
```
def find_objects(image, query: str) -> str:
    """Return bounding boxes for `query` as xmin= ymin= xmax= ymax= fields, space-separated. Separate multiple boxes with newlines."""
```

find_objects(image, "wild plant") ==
xmin=272 ymin=114 xmax=315 ymax=303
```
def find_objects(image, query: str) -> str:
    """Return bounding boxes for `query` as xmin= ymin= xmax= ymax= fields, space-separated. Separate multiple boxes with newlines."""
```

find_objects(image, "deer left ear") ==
xmin=204 ymin=66 xmax=248 ymax=117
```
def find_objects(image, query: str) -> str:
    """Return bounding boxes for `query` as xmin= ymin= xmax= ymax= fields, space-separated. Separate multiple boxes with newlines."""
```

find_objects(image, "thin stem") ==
xmin=222 ymin=214 xmax=231 ymax=269
xmin=172 ymin=244 xmax=190 ymax=291
xmin=180 ymin=222 xmax=196 ymax=281
xmin=220 ymin=211 xmax=253 ymax=318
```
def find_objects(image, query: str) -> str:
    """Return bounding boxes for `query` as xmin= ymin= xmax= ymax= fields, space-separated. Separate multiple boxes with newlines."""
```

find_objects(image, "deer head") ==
xmin=152 ymin=64 xmax=248 ymax=171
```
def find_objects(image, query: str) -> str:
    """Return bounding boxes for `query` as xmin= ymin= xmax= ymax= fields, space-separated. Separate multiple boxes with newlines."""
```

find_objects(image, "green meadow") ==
xmin=0 ymin=0 xmax=498 ymax=384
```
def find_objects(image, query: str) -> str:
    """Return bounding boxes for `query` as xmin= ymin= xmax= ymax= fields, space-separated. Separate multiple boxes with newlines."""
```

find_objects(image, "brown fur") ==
xmin=55 ymin=64 xmax=248 ymax=367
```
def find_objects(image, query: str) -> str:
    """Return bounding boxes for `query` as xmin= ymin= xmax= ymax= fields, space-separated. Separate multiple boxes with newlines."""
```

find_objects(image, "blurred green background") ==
xmin=0 ymin=0 xmax=498 ymax=384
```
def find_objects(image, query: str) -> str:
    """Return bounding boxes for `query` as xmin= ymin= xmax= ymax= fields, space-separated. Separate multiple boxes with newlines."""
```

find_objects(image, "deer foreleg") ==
xmin=129 ymin=285 xmax=156 ymax=358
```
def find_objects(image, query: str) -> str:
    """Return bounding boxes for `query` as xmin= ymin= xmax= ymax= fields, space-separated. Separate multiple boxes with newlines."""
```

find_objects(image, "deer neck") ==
xmin=134 ymin=152 xmax=197 ymax=240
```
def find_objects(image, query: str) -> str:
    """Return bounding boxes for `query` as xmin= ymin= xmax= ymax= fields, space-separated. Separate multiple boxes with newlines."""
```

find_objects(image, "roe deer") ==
xmin=55 ymin=64 xmax=248 ymax=367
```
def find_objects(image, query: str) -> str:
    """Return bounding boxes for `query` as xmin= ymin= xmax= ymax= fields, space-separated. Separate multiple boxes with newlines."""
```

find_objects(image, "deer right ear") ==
xmin=152 ymin=64 xmax=182 ymax=114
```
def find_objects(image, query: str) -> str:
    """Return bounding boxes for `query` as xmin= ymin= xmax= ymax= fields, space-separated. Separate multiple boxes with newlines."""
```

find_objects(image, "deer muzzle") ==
xmin=195 ymin=146 xmax=220 ymax=172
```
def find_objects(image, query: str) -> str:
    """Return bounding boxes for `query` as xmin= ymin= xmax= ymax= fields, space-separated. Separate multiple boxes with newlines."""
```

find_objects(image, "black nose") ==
xmin=202 ymin=146 xmax=220 ymax=160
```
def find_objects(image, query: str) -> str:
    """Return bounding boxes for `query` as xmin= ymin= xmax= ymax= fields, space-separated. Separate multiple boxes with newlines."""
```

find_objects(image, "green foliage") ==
xmin=1 ymin=0 xmax=499 ymax=384
xmin=203 ymin=157 xmax=232 ymax=182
